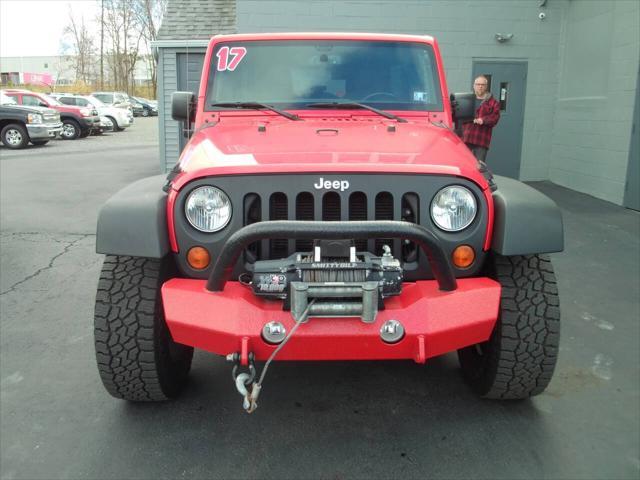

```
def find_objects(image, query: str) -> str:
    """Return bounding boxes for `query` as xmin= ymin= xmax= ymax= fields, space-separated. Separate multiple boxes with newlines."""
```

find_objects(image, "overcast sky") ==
xmin=0 ymin=0 xmax=100 ymax=57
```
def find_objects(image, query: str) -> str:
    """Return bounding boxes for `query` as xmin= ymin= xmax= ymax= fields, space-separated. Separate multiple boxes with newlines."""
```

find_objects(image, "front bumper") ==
xmin=162 ymin=220 xmax=500 ymax=363
xmin=27 ymin=122 xmax=62 ymax=139
xmin=83 ymin=115 xmax=102 ymax=131
xmin=99 ymin=116 xmax=114 ymax=131
xmin=162 ymin=277 xmax=501 ymax=362
xmin=117 ymin=115 xmax=131 ymax=127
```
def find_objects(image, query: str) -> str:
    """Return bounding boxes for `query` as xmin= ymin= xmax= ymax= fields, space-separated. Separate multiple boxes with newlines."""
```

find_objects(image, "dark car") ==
xmin=4 ymin=89 xmax=101 ymax=139
xmin=131 ymin=96 xmax=158 ymax=117
xmin=0 ymin=91 xmax=62 ymax=148
xmin=128 ymin=98 xmax=145 ymax=117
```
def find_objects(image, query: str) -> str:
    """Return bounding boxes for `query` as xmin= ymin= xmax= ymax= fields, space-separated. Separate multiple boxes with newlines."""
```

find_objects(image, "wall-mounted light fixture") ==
xmin=495 ymin=33 xmax=514 ymax=43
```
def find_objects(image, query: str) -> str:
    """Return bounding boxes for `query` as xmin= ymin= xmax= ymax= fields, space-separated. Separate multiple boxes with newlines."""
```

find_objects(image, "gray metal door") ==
xmin=177 ymin=51 xmax=205 ymax=151
xmin=472 ymin=61 xmax=527 ymax=179
xmin=623 ymin=69 xmax=639 ymax=211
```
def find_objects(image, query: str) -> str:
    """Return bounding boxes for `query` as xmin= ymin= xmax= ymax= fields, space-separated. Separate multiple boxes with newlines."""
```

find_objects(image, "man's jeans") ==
xmin=465 ymin=143 xmax=488 ymax=162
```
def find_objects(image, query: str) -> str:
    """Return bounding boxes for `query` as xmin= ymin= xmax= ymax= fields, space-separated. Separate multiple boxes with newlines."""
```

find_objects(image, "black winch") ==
xmin=249 ymin=239 xmax=403 ymax=323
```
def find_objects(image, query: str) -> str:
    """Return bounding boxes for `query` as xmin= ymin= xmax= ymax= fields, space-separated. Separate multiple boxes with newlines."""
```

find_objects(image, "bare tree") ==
xmin=132 ymin=0 xmax=167 ymax=96
xmin=63 ymin=9 xmax=96 ymax=84
xmin=101 ymin=0 xmax=145 ymax=94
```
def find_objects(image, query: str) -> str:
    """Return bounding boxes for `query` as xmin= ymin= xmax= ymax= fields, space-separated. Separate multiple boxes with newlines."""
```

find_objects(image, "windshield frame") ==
xmin=204 ymin=39 xmax=444 ymax=114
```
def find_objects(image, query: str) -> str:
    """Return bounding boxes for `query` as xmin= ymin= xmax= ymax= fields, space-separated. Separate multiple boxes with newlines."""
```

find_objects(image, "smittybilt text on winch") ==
xmin=94 ymin=33 xmax=563 ymax=412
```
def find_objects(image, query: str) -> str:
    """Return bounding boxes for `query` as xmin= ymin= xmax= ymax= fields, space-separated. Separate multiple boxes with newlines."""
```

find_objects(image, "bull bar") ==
xmin=206 ymin=220 xmax=458 ymax=292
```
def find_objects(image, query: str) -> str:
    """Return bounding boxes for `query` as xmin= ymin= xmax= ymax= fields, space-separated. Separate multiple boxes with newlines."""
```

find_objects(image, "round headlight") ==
xmin=185 ymin=186 xmax=232 ymax=232
xmin=430 ymin=186 xmax=477 ymax=232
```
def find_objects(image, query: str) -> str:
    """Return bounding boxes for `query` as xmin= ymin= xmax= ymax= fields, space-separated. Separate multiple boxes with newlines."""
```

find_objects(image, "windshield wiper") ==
xmin=305 ymin=102 xmax=407 ymax=123
xmin=210 ymin=102 xmax=301 ymax=121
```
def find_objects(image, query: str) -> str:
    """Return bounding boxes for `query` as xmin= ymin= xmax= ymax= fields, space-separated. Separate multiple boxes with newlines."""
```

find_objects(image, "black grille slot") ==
xmin=401 ymin=193 xmax=419 ymax=263
xmin=375 ymin=192 xmax=394 ymax=255
xmin=241 ymin=186 xmax=421 ymax=262
xmin=349 ymin=192 xmax=367 ymax=252
xmin=270 ymin=193 xmax=288 ymax=259
xmin=322 ymin=192 xmax=341 ymax=221
xmin=243 ymin=194 xmax=261 ymax=263
xmin=296 ymin=192 xmax=314 ymax=252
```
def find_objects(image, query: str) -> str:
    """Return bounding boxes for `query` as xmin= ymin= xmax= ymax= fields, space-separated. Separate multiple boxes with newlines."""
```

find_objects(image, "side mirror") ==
xmin=450 ymin=92 xmax=475 ymax=123
xmin=171 ymin=91 xmax=195 ymax=122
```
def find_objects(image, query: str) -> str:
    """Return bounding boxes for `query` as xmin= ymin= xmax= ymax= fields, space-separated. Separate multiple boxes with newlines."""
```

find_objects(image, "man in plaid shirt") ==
xmin=462 ymin=75 xmax=501 ymax=162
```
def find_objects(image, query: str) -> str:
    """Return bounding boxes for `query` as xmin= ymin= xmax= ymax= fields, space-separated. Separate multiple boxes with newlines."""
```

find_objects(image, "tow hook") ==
xmin=228 ymin=352 xmax=260 ymax=413
xmin=227 ymin=299 xmax=315 ymax=414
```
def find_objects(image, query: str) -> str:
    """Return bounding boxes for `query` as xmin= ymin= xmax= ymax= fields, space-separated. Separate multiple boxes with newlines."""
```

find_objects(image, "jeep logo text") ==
xmin=313 ymin=178 xmax=350 ymax=192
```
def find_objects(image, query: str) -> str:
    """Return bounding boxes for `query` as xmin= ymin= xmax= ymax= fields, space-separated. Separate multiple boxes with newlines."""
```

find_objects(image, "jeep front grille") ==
xmin=243 ymin=191 xmax=420 ymax=263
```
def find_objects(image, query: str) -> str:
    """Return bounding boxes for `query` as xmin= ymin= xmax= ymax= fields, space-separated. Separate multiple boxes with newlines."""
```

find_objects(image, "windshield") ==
xmin=206 ymin=40 xmax=442 ymax=112
xmin=93 ymin=94 xmax=112 ymax=103
xmin=41 ymin=94 xmax=61 ymax=106
xmin=87 ymin=96 xmax=105 ymax=107
xmin=0 ymin=92 xmax=17 ymax=105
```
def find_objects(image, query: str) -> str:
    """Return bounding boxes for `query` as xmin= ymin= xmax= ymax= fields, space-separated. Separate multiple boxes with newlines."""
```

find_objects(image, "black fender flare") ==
xmin=96 ymin=175 xmax=170 ymax=258
xmin=60 ymin=113 xmax=79 ymax=122
xmin=491 ymin=175 xmax=564 ymax=255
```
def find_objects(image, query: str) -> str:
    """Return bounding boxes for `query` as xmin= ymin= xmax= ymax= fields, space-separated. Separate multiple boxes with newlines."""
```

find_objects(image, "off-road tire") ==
xmin=94 ymin=255 xmax=194 ymax=401
xmin=458 ymin=254 xmax=560 ymax=399
xmin=1 ymin=123 xmax=29 ymax=149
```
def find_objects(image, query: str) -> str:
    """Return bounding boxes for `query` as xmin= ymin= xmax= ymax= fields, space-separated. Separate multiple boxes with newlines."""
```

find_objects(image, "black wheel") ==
xmin=142 ymin=108 xmax=149 ymax=117
xmin=94 ymin=255 xmax=194 ymax=401
xmin=31 ymin=140 xmax=49 ymax=146
xmin=1 ymin=123 xmax=29 ymax=149
xmin=61 ymin=119 xmax=81 ymax=140
xmin=107 ymin=116 xmax=124 ymax=132
xmin=458 ymin=254 xmax=560 ymax=399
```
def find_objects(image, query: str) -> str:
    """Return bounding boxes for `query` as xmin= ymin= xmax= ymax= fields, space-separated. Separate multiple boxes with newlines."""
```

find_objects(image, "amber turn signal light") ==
xmin=187 ymin=246 xmax=210 ymax=270
xmin=452 ymin=245 xmax=475 ymax=268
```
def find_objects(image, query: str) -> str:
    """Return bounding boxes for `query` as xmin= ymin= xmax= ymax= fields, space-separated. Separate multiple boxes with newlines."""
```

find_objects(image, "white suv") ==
xmin=55 ymin=94 xmax=131 ymax=131
xmin=90 ymin=92 xmax=134 ymax=123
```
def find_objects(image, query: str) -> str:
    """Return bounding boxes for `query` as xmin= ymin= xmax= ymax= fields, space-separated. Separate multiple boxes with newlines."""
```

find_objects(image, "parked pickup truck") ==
xmin=0 ymin=91 xmax=62 ymax=148
xmin=95 ymin=33 xmax=563 ymax=412
xmin=4 ymin=89 xmax=101 ymax=139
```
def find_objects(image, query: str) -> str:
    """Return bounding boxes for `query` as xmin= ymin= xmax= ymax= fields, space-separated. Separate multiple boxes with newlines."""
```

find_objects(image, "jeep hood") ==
xmin=174 ymin=117 xmax=487 ymax=188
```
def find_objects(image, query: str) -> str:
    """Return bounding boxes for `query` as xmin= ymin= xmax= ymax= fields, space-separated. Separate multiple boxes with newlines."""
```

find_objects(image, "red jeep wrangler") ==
xmin=95 ymin=33 xmax=563 ymax=411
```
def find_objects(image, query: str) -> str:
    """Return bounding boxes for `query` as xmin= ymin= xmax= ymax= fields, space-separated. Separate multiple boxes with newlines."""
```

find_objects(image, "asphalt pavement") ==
xmin=1 ymin=118 xmax=639 ymax=480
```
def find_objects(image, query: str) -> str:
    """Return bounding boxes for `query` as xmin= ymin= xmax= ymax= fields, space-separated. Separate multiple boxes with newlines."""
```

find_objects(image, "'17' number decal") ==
xmin=216 ymin=46 xmax=247 ymax=71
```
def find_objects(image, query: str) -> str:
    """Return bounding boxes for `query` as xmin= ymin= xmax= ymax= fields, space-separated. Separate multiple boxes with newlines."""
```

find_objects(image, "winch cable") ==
xmin=240 ymin=299 xmax=316 ymax=413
